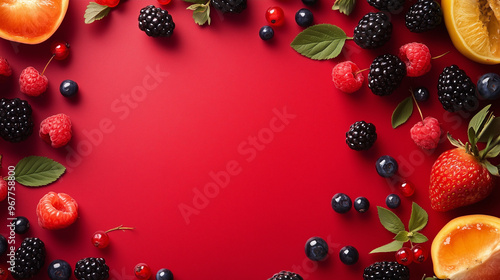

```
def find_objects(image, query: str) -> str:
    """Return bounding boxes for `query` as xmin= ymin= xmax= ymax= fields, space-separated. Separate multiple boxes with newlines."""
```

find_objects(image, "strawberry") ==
xmin=36 ymin=192 xmax=78 ymax=230
xmin=429 ymin=105 xmax=500 ymax=211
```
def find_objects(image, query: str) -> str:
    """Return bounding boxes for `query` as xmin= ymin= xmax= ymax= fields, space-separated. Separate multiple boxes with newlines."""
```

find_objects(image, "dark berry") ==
xmin=367 ymin=0 xmax=405 ymax=13
xmin=134 ymin=263 xmax=151 ymax=280
xmin=331 ymin=193 xmax=352 ymax=213
xmin=363 ymin=261 xmax=410 ymax=280
xmin=437 ymin=65 xmax=477 ymax=112
xmin=266 ymin=7 xmax=285 ymax=27
xmin=74 ymin=258 xmax=109 ymax=280
xmin=411 ymin=245 xmax=428 ymax=263
xmin=413 ymin=87 xmax=429 ymax=102
xmin=14 ymin=216 xmax=30 ymax=234
xmin=376 ymin=155 xmax=398 ymax=178
xmin=268 ymin=271 xmax=303 ymax=280
xmin=211 ymin=0 xmax=246 ymax=13
xmin=405 ymin=0 xmax=442 ymax=33
xmin=11 ymin=237 xmax=46 ymax=279
xmin=477 ymin=73 xmax=500 ymax=100
xmin=345 ymin=121 xmax=377 ymax=151
xmin=0 ymin=98 xmax=34 ymax=143
xmin=368 ymin=54 xmax=406 ymax=96
xmin=0 ymin=235 xmax=6 ymax=256
xmin=138 ymin=5 xmax=175 ymax=37
xmin=59 ymin=80 xmax=79 ymax=97
xmin=386 ymin=194 xmax=401 ymax=209
xmin=339 ymin=245 xmax=359 ymax=265
xmin=156 ymin=268 xmax=174 ymax=280
xmin=302 ymin=0 xmax=318 ymax=5
xmin=353 ymin=197 xmax=370 ymax=213
xmin=295 ymin=8 xmax=313 ymax=27
xmin=50 ymin=41 xmax=70 ymax=60
xmin=395 ymin=247 xmax=413 ymax=266
xmin=353 ymin=12 xmax=392 ymax=49
xmin=305 ymin=237 xmax=329 ymax=261
xmin=48 ymin=260 xmax=72 ymax=280
xmin=259 ymin=26 xmax=274 ymax=41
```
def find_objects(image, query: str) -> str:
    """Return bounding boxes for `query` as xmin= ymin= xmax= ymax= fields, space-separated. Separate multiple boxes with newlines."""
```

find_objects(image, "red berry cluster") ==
xmin=395 ymin=245 xmax=428 ymax=266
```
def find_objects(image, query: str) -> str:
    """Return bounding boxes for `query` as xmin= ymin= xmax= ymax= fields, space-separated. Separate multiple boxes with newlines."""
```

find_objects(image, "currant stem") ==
xmin=431 ymin=51 xmax=450 ymax=60
xmin=410 ymin=88 xmax=424 ymax=122
xmin=41 ymin=54 xmax=55 ymax=76
xmin=355 ymin=68 xmax=369 ymax=75
xmin=105 ymin=225 xmax=135 ymax=233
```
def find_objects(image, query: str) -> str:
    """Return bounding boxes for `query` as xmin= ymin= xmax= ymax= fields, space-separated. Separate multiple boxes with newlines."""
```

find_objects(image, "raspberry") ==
xmin=332 ymin=61 xmax=364 ymax=93
xmin=95 ymin=0 xmax=120 ymax=7
xmin=398 ymin=42 xmax=431 ymax=77
xmin=0 ymin=57 xmax=12 ymax=77
xmin=39 ymin=114 xmax=72 ymax=148
xmin=19 ymin=66 xmax=48 ymax=97
xmin=0 ymin=179 xmax=7 ymax=202
xmin=410 ymin=116 xmax=442 ymax=149
xmin=36 ymin=192 xmax=78 ymax=230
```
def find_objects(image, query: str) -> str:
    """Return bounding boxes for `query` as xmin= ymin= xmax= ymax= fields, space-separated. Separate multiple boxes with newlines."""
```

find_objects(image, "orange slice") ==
xmin=431 ymin=215 xmax=500 ymax=279
xmin=0 ymin=0 xmax=69 ymax=44
xmin=442 ymin=0 xmax=500 ymax=64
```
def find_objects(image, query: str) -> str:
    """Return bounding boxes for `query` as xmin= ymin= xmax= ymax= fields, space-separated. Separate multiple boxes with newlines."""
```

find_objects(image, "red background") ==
xmin=1 ymin=0 xmax=500 ymax=279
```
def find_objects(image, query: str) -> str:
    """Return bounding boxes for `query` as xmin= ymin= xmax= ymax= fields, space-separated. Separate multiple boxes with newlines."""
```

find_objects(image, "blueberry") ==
xmin=305 ymin=237 xmax=329 ymax=261
xmin=375 ymin=155 xmax=398 ymax=178
xmin=331 ymin=193 xmax=352 ymax=213
xmin=413 ymin=87 xmax=429 ymax=102
xmin=302 ymin=0 xmax=318 ymax=5
xmin=48 ymin=259 xmax=72 ymax=280
xmin=0 ymin=235 xmax=7 ymax=256
xmin=59 ymin=79 xmax=79 ymax=97
xmin=156 ymin=268 xmax=174 ymax=280
xmin=14 ymin=216 xmax=30 ymax=234
xmin=259 ymin=26 xmax=274 ymax=41
xmin=386 ymin=193 xmax=401 ymax=209
xmin=353 ymin=197 xmax=370 ymax=213
xmin=339 ymin=245 xmax=359 ymax=265
xmin=477 ymin=73 xmax=500 ymax=100
xmin=295 ymin=8 xmax=314 ymax=27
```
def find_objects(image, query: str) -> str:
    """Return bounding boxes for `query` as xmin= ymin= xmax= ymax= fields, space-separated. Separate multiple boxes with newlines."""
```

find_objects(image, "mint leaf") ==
xmin=377 ymin=206 xmax=405 ymax=234
xmin=408 ymin=232 xmax=428 ymax=243
xmin=394 ymin=231 xmax=410 ymax=242
xmin=392 ymin=97 xmax=413 ymax=128
xmin=370 ymin=240 xmax=404 ymax=253
xmin=408 ymin=202 xmax=428 ymax=232
xmin=332 ymin=0 xmax=357 ymax=15
xmin=15 ymin=156 xmax=66 ymax=187
xmin=187 ymin=3 xmax=211 ymax=25
xmin=84 ymin=2 xmax=111 ymax=24
xmin=290 ymin=24 xmax=349 ymax=60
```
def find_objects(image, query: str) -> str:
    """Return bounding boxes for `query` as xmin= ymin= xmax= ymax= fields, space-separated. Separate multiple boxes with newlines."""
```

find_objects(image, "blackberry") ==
xmin=353 ymin=12 xmax=392 ymax=49
xmin=437 ymin=65 xmax=478 ymax=112
xmin=74 ymin=258 xmax=109 ymax=280
xmin=368 ymin=54 xmax=406 ymax=96
xmin=346 ymin=121 xmax=377 ymax=151
xmin=268 ymin=271 xmax=303 ymax=280
xmin=363 ymin=261 xmax=410 ymax=280
xmin=405 ymin=0 xmax=442 ymax=33
xmin=367 ymin=0 xmax=405 ymax=14
xmin=0 ymin=98 xmax=33 ymax=143
xmin=138 ymin=5 xmax=175 ymax=37
xmin=211 ymin=0 xmax=247 ymax=13
xmin=11 ymin=237 xmax=46 ymax=279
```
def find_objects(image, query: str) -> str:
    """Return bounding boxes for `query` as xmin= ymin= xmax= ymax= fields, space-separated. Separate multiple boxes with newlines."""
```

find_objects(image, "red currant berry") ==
xmin=157 ymin=0 xmax=172 ymax=5
xmin=411 ymin=244 xmax=428 ymax=263
xmin=134 ymin=263 xmax=152 ymax=280
xmin=395 ymin=247 xmax=413 ymax=266
xmin=95 ymin=0 xmax=120 ymax=7
xmin=398 ymin=180 xmax=415 ymax=197
xmin=91 ymin=231 xmax=110 ymax=248
xmin=265 ymin=7 xmax=285 ymax=27
xmin=50 ymin=41 xmax=70 ymax=60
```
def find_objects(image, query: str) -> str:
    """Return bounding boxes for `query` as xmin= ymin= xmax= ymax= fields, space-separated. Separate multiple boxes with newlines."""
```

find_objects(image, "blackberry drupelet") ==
xmin=346 ymin=121 xmax=377 ymax=151
xmin=268 ymin=271 xmax=303 ymax=280
xmin=11 ymin=237 xmax=46 ymax=279
xmin=0 ymin=98 xmax=33 ymax=143
xmin=74 ymin=258 xmax=109 ymax=280
xmin=437 ymin=65 xmax=477 ymax=112
xmin=405 ymin=0 xmax=442 ymax=32
xmin=367 ymin=0 xmax=405 ymax=14
xmin=368 ymin=54 xmax=406 ymax=96
xmin=211 ymin=0 xmax=247 ymax=13
xmin=363 ymin=261 xmax=410 ymax=280
xmin=138 ymin=5 xmax=175 ymax=37
xmin=353 ymin=12 xmax=392 ymax=49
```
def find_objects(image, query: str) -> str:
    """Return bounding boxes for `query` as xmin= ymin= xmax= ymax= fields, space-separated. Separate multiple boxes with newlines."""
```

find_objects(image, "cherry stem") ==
xmin=105 ymin=225 xmax=135 ymax=233
xmin=41 ymin=54 xmax=55 ymax=76
xmin=431 ymin=51 xmax=450 ymax=60
xmin=409 ymin=88 xmax=424 ymax=122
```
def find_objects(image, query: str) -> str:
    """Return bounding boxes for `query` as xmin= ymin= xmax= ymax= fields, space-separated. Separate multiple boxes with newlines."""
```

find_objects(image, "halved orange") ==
xmin=0 ymin=0 xmax=69 ymax=44
xmin=431 ymin=215 xmax=500 ymax=279
xmin=442 ymin=0 xmax=500 ymax=64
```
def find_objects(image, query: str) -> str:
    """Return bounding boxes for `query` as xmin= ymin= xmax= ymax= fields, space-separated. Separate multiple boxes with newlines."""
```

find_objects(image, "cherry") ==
xmin=134 ymin=263 xmax=152 ymax=280
xmin=411 ymin=244 xmax=428 ymax=263
xmin=395 ymin=247 xmax=413 ymax=266
xmin=398 ymin=180 xmax=415 ymax=197
xmin=157 ymin=0 xmax=172 ymax=5
xmin=265 ymin=7 xmax=285 ymax=27
xmin=91 ymin=225 xmax=134 ymax=249
xmin=50 ymin=41 xmax=70 ymax=61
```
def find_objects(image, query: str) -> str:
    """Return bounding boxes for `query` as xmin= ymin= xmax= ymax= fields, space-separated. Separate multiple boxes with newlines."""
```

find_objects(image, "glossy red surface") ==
xmin=1 ymin=0 xmax=499 ymax=279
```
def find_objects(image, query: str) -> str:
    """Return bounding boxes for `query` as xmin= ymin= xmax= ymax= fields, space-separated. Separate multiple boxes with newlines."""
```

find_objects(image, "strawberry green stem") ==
xmin=105 ymin=225 xmax=134 ymax=233
xmin=480 ymin=136 xmax=500 ymax=161
xmin=41 ymin=54 xmax=55 ymax=76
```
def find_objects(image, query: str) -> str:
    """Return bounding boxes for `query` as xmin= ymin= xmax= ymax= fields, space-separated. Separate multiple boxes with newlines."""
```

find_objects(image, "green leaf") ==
xmin=408 ymin=232 xmax=428 ymax=243
xmin=290 ymin=24 xmax=349 ymax=60
xmin=188 ymin=3 xmax=211 ymax=25
xmin=332 ymin=0 xmax=357 ymax=15
xmin=468 ymin=127 xmax=479 ymax=155
xmin=478 ymin=117 xmax=500 ymax=142
xmin=447 ymin=132 xmax=464 ymax=148
xmin=15 ymin=156 xmax=66 ymax=187
xmin=392 ymin=97 xmax=414 ymax=128
xmin=394 ymin=231 xmax=410 ymax=242
xmin=377 ymin=206 xmax=405 ymax=234
xmin=84 ymin=2 xmax=111 ymax=24
xmin=409 ymin=202 xmax=428 ymax=232
xmin=484 ymin=160 xmax=500 ymax=176
xmin=370 ymin=240 xmax=404 ymax=253
xmin=182 ymin=0 xmax=207 ymax=3
xmin=485 ymin=141 xmax=500 ymax=158
xmin=468 ymin=104 xmax=491 ymax=136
